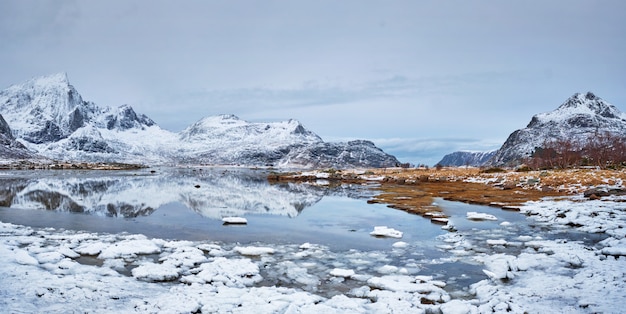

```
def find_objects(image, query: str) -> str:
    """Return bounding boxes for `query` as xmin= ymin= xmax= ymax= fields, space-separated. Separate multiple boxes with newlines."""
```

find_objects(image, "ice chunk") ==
xmin=466 ymin=212 xmax=498 ymax=221
xmin=186 ymin=257 xmax=262 ymax=287
xmin=482 ymin=255 xmax=515 ymax=280
xmin=98 ymin=239 xmax=161 ymax=259
xmin=377 ymin=265 xmax=399 ymax=274
xmin=13 ymin=248 xmax=38 ymax=265
xmin=439 ymin=299 xmax=476 ymax=314
xmin=234 ymin=246 xmax=275 ymax=256
xmin=132 ymin=262 xmax=180 ymax=282
xmin=600 ymin=237 xmax=626 ymax=256
xmin=75 ymin=242 xmax=109 ymax=255
xmin=486 ymin=239 xmax=508 ymax=246
xmin=222 ymin=217 xmax=248 ymax=224
xmin=330 ymin=268 xmax=355 ymax=278
xmin=58 ymin=246 xmax=80 ymax=258
xmin=370 ymin=226 xmax=403 ymax=238
xmin=392 ymin=241 xmax=408 ymax=248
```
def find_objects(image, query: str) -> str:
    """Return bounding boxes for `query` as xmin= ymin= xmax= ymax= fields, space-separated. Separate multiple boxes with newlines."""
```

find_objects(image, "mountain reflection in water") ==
xmin=0 ymin=169 xmax=336 ymax=219
xmin=0 ymin=168 xmax=420 ymax=250
xmin=0 ymin=168 xmax=363 ymax=219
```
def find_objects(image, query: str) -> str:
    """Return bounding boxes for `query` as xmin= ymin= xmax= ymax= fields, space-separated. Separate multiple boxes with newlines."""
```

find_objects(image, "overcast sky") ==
xmin=1 ymin=1 xmax=625 ymax=165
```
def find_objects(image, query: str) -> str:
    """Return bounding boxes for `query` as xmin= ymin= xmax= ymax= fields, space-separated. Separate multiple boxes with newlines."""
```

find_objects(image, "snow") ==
xmin=222 ymin=216 xmax=248 ymax=224
xmin=330 ymin=268 xmax=355 ymax=278
xmin=369 ymin=226 xmax=403 ymax=238
xmin=233 ymin=245 xmax=275 ymax=256
xmin=392 ymin=241 xmax=409 ymax=248
xmin=0 ymin=221 xmax=463 ymax=313
xmin=486 ymin=239 xmax=508 ymax=246
xmin=1 ymin=74 xmax=399 ymax=168
xmin=466 ymin=211 xmax=498 ymax=221
xmin=1 ymin=183 xmax=625 ymax=312
xmin=132 ymin=262 xmax=180 ymax=282
xmin=489 ymin=92 xmax=626 ymax=165
xmin=437 ymin=195 xmax=626 ymax=313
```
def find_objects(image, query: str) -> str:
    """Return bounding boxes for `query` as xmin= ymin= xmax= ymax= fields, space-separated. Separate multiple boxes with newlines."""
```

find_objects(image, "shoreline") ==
xmin=269 ymin=167 xmax=626 ymax=224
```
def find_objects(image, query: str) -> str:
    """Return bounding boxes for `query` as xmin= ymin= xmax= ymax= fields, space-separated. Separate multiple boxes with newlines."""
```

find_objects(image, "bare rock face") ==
xmin=488 ymin=92 xmax=626 ymax=166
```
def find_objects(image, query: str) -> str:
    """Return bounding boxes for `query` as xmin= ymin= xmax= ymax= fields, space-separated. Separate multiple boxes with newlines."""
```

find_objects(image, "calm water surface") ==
xmin=0 ymin=167 xmax=445 ymax=251
xmin=0 ymin=167 xmax=603 ymax=295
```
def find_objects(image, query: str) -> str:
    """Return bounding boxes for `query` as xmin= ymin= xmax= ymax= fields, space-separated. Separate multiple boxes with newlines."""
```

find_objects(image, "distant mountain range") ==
xmin=436 ymin=150 xmax=496 ymax=167
xmin=439 ymin=92 xmax=626 ymax=167
xmin=0 ymin=73 xmax=400 ymax=168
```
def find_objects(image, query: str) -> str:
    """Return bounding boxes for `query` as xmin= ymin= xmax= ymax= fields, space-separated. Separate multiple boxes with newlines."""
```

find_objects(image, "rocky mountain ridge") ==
xmin=489 ymin=92 xmax=626 ymax=166
xmin=0 ymin=73 xmax=400 ymax=168
xmin=436 ymin=150 xmax=496 ymax=167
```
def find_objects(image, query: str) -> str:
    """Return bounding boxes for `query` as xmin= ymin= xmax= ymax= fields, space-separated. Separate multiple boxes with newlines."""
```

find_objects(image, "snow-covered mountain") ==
xmin=0 ymin=73 xmax=400 ymax=168
xmin=436 ymin=150 xmax=496 ymax=167
xmin=177 ymin=114 xmax=323 ymax=166
xmin=0 ymin=113 xmax=35 ymax=159
xmin=489 ymin=92 xmax=626 ymax=166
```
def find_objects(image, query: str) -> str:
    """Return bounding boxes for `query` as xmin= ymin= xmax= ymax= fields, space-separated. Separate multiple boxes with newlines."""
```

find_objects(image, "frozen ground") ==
xmin=1 ymin=195 xmax=625 ymax=313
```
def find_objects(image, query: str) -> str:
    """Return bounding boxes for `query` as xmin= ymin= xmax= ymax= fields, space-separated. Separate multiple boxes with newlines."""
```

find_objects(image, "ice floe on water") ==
xmin=1 ymin=193 xmax=625 ymax=313
xmin=0 ymin=222 xmax=459 ymax=313
xmin=222 ymin=216 xmax=248 ymax=224
xmin=369 ymin=226 xmax=403 ymax=238
xmin=437 ymin=196 xmax=626 ymax=313
xmin=466 ymin=212 xmax=498 ymax=221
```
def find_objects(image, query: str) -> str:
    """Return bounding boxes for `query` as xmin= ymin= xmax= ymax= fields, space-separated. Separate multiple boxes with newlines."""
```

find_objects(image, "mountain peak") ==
xmin=490 ymin=92 xmax=626 ymax=166
xmin=9 ymin=72 xmax=71 ymax=90
xmin=530 ymin=92 xmax=624 ymax=126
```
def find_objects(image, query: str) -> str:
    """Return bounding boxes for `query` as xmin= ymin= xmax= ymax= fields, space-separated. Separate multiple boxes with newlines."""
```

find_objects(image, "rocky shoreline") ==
xmin=269 ymin=167 xmax=626 ymax=224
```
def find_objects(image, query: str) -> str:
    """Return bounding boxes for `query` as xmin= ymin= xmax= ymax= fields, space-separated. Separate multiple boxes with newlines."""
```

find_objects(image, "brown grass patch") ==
xmin=272 ymin=167 xmax=626 ymax=224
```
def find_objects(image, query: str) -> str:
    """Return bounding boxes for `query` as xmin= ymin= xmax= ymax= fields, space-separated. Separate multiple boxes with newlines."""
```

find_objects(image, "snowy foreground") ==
xmin=1 ymin=196 xmax=625 ymax=313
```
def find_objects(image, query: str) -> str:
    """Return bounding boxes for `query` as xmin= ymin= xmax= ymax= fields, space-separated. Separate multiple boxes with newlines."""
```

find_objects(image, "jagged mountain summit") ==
xmin=0 ymin=73 xmax=400 ymax=168
xmin=436 ymin=150 xmax=497 ymax=167
xmin=489 ymin=92 xmax=626 ymax=166
xmin=0 ymin=73 xmax=168 ymax=162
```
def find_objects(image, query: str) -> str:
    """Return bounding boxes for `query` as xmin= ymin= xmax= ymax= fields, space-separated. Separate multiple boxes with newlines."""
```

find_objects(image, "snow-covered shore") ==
xmin=1 ymin=195 xmax=625 ymax=313
xmin=439 ymin=195 xmax=626 ymax=313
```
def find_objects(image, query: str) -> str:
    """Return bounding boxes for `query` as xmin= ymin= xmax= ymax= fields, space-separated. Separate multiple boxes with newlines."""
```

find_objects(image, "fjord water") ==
xmin=0 ymin=168 xmax=446 ymax=251
xmin=0 ymin=167 xmax=605 ymax=297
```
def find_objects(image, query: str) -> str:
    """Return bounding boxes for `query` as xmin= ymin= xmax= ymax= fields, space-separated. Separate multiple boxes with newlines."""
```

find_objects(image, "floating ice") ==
xmin=330 ymin=268 xmax=355 ymax=278
xmin=222 ymin=216 xmax=248 ymax=224
xmin=2 ymin=190 xmax=626 ymax=313
xmin=392 ymin=241 xmax=408 ymax=248
xmin=132 ymin=262 xmax=180 ymax=282
xmin=486 ymin=239 xmax=508 ymax=246
xmin=234 ymin=246 xmax=275 ymax=256
xmin=98 ymin=238 xmax=161 ymax=259
xmin=466 ymin=211 xmax=498 ymax=221
xmin=369 ymin=226 xmax=403 ymax=238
